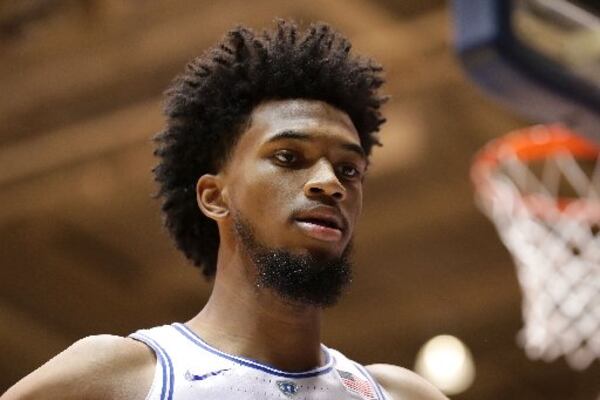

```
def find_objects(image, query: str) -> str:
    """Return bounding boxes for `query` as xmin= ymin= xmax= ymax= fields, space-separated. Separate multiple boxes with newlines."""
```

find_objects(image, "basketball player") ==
xmin=2 ymin=21 xmax=448 ymax=400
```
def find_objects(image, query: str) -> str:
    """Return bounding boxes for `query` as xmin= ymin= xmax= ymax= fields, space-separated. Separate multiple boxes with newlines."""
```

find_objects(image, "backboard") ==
xmin=452 ymin=0 xmax=599 ymax=141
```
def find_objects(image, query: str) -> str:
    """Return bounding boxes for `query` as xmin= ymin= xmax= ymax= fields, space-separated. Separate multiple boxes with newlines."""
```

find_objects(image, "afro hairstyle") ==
xmin=153 ymin=20 xmax=386 ymax=277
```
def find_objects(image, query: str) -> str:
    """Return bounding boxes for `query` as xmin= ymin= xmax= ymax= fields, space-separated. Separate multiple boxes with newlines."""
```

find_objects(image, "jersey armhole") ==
xmin=353 ymin=362 xmax=392 ymax=400
xmin=129 ymin=332 xmax=174 ymax=400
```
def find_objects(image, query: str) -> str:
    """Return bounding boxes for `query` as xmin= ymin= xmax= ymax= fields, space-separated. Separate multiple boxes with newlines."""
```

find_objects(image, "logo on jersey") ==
xmin=276 ymin=380 xmax=299 ymax=397
xmin=337 ymin=369 xmax=377 ymax=400
xmin=185 ymin=368 xmax=230 ymax=381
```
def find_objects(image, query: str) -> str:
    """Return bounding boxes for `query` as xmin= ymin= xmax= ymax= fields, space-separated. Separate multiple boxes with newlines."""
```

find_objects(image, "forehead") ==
xmin=243 ymin=99 xmax=360 ymax=146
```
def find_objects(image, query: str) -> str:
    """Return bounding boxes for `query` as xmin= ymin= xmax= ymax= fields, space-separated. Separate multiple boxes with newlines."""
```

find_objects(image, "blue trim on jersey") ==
xmin=172 ymin=322 xmax=334 ymax=378
xmin=130 ymin=332 xmax=175 ymax=400
xmin=129 ymin=333 xmax=168 ymax=400
xmin=354 ymin=362 xmax=387 ymax=400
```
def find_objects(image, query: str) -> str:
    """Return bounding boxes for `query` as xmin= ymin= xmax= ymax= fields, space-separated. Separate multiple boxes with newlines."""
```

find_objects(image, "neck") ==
xmin=186 ymin=249 xmax=324 ymax=372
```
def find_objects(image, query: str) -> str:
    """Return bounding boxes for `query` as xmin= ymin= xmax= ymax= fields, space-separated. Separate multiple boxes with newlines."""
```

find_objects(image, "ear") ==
xmin=196 ymin=174 xmax=229 ymax=221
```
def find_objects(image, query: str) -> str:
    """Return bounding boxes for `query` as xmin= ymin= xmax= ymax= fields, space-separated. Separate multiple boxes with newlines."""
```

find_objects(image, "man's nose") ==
xmin=303 ymin=159 xmax=346 ymax=201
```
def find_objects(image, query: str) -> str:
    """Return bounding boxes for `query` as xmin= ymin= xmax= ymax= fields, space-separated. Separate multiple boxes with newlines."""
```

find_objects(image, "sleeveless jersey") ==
xmin=130 ymin=323 xmax=391 ymax=400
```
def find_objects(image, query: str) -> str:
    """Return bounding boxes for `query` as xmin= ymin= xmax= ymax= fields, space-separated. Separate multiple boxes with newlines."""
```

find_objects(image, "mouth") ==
xmin=293 ymin=213 xmax=345 ymax=243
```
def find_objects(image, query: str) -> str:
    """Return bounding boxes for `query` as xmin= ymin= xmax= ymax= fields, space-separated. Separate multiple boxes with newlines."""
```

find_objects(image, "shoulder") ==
xmin=366 ymin=363 xmax=448 ymax=400
xmin=1 ymin=334 xmax=156 ymax=400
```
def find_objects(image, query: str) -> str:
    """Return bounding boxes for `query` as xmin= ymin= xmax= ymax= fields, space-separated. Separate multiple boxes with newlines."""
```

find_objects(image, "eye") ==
xmin=338 ymin=164 xmax=362 ymax=180
xmin=273 ymin=149 xmax=298 ymax=165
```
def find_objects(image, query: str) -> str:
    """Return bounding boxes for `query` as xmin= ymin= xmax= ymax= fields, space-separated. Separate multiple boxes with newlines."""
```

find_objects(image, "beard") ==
xmin=232 ymin=213 xmax=353 ymax=308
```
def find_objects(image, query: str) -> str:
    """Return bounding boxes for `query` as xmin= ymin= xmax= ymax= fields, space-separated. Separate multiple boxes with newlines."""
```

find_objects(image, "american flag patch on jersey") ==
xmin=337 ymin=369 xmax=377 ymax=399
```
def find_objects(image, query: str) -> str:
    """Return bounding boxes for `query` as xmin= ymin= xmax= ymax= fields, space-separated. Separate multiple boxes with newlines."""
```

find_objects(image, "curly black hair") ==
xmin=153 ymin=20 xmax=386 ymax=278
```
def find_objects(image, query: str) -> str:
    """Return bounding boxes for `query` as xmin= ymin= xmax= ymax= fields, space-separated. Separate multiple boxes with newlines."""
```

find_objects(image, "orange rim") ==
xmin=471 ymin=124 xmax=600 ymax=221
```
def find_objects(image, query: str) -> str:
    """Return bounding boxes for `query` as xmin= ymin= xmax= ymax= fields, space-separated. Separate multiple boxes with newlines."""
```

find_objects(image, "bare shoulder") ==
xmin=1 ymin=334 xmax=155 ymax=400
xmin=366 ymin=363 xmax=448 ymax=400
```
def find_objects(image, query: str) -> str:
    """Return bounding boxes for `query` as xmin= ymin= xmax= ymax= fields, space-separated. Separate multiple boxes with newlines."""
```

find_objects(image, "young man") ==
xmin=3 ymin=21 xmax=447 ymax=400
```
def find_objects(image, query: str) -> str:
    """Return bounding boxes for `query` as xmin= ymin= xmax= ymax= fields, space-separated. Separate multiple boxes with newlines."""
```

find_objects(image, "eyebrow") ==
xmin=265 ymin=130 xmax=367 ymax=160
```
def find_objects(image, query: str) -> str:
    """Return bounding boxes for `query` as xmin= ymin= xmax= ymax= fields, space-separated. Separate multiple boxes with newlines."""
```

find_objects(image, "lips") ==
xmin=293 ymin=209 xmax=346 ymax=242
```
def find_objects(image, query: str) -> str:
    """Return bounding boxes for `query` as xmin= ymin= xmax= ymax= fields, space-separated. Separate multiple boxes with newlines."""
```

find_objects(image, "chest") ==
xmin=169 ymin=365 xmax=381 ymax=400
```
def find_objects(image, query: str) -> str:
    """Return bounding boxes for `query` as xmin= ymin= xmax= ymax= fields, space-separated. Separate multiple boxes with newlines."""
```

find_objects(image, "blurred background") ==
xmin=0 ymin=0 xmax=598 ymax=398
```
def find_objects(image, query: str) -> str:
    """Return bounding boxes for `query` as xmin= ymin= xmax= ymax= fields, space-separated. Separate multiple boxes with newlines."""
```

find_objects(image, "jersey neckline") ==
xmin=171 ymin=322 xmax=334 ymax=378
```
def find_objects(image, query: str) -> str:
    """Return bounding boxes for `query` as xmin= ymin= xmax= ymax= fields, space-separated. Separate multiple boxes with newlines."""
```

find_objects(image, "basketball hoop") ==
xmin=471 ymin=124 xmax=600 ymax=370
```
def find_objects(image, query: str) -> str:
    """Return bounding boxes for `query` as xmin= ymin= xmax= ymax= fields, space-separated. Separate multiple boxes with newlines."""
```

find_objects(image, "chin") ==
xmin=301 ymin=243 xmax=348 ymax=261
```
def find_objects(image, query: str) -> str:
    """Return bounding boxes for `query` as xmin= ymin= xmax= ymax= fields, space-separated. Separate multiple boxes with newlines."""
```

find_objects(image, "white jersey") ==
xmin=130 ymin=323 xmax=391 ymax=400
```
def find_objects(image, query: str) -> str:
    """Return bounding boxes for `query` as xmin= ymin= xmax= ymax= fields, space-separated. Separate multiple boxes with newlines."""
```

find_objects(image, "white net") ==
xmin=473 ymin=125 xmax=600 ymax=370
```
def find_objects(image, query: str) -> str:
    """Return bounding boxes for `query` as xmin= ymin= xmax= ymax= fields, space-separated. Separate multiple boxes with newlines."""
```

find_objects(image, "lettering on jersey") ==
xmin=185 ymin=368 xmax=230 ymax=381
xmin=276 ymin=380 xmax=299 ymax=397
xmin=337 ymin=369 xmax=377 ymax=400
